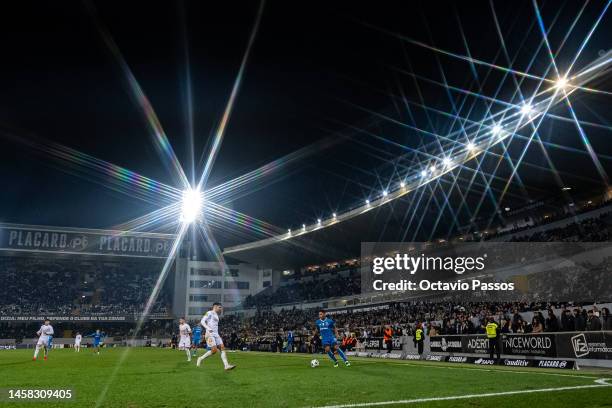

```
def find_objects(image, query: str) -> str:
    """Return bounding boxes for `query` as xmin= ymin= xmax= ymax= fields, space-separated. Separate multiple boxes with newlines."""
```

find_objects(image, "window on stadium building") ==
xmin=224 ymin=281 xmax=249 ymax=289
xmin=225 ymin=268 xmax=239 ymax=277
xmin=263 ymin=280 xmax=271 ymax=287
xmin=189 ymin=294 xmax=222 ymax=302
xmin=189 ymin=280 xmax=222 ymax=289
xmin=188 ymin=307 xmax=209 ymax=315
xmin=190 ymin=268 xmax=222 ymax=276
xmin=224 ymin=294 xmax=247 ymax=302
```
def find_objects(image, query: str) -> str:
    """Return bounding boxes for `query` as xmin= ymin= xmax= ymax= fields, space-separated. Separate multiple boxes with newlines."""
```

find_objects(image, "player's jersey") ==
xmin=288 ymin=331 xmax=294 ymax=342
xmin=91 ymin=332 xmax=105 ymax=344
xmin=75 ymin=335 xmax=82 ymax=343
xmin=37 ymin=324 xmax=54 ymax=338
xmin=201 ymin=311 xmax=219 ymax=335
xmin=192 ymin=325 xmax=202 ymax=341
xmin=179 ymin=323 xmax=192 ymax=339
xmin=315 ymin=318 xmax=336 ymax=341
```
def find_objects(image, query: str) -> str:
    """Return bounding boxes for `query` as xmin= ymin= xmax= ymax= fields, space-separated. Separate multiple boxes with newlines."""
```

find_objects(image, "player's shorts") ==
xmin=93 ymin=340 xmax=100 ymax=347
xmin=322 ymin=337 xmax=337 ymax=347
xmin=205 ymin=333 xmax=223 ymax=348
xmin=192 ymin=336 xmax=201 ymax=346
xmin=37 ymin=335 xmax=49 ymax=346
xmin=75 ymin=341 xmax=81 ymax=346
xmin=179 ymin=337 xmax=191 ymax=349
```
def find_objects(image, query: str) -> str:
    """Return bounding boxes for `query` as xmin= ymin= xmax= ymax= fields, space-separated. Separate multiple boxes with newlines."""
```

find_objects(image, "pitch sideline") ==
xmin=242 ymin=350 xmax=605 ymax=379
xmin=310 ymin=378 xmax=612 ymax=408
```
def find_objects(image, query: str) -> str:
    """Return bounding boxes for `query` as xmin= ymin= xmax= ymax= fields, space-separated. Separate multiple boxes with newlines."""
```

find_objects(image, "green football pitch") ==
xmin=0 ymin=348 xmax=611 ymax=407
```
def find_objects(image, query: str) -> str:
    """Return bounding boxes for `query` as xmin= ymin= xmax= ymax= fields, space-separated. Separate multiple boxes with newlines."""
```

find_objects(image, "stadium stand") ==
xmin=1 ymin=200 xmax=611 ymax=348
xmin=0 ymin=257 xmax=170 ymax=317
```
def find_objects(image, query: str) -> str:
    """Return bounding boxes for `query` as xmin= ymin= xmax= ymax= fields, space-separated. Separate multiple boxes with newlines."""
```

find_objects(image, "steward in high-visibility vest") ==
xmin=383 ymin=326 xmax=394 ymax=353
xmin=486 ymin=317 xmax=501 ymax=361
xmin=413 ymin=324 xmax=424 ymax=356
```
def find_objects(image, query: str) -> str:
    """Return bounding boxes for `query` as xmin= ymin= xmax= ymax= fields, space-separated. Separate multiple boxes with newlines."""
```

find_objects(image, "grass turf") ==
xmin=0 ymin=348 xmax=610 ymax=407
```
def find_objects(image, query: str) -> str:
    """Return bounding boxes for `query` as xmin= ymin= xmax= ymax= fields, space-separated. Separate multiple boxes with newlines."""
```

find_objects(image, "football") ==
xmin=310 ymin=359 xmax=320 ymax=368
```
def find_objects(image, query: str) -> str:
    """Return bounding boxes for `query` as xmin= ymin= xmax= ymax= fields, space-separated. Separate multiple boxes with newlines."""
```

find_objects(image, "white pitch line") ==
xmin=312 ymin=378 xmax=612 ymax=408
xmin=243 ymin=351 xmax=603 ymax=380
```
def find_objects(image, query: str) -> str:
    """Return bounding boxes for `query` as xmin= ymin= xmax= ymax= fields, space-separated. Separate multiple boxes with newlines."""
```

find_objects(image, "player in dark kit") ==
xmin=314 ymin=309 xmax=350 ymax=367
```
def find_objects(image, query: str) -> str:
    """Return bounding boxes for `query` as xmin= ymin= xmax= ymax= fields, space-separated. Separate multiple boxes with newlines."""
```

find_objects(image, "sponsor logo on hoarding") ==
xmin=503 ymin=359 xmax=530 ymax=367
xmin=504 ymin=336 xmax=553 ymax=354
xmin=571 ymin=333 xmax=589 ymax=358
xmin=447 ymin=356 xmax=468 ymax=363
xmin=473 ymin=358 xmax=496 ymax=365
xmin=431 ymin=337 xmax=462 ymax=350
xmin=536 ymin=360 xmax=571 ymax=369
xmin=426 ymin=355 xmax=445 ymax=361
xmin=466 ymin=338 xmax=489 ymax=351
xmin=404 ymin=354 xmax=421 ymax=360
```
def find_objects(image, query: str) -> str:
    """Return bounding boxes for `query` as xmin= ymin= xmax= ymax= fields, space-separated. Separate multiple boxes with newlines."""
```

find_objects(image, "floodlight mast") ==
xmin=180 ymin=188 xmax=203 ymax=224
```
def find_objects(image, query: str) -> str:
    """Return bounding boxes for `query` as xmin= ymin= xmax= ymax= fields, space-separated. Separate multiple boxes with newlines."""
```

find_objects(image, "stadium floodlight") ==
xmin=555 ymin=76 xmax=569 ymax=90
xmin=420 ymin=169 xmax=427 ymax=177
xmin=400 ymin=181 xmax=406 ymax=188
xmin=520 ymin=103 xmax=534 ymax=116
xmin=317 ymin=218 xmax=322 ymax=225
xmin=442 ymin=157 xmax=452 ymax=167
xmin=491 ymin=124 xmax=502 ymax=136
xmin=332 ymin=212 xmax=337 ymax=219
xmin=365 ymin=199 xmax=370 ymax=205
xmin=430 ymin=165 xmax=436 ymax=173
xmin=180 ymin=188 xmax=203 ymax=223
xmin=466 ymin=142 xmax=476 ymax=151
xmin=287 ymin=228 xmax=291 ymax=234
xmin=382 ymin=190 xmax=388 ymax=197
xmin=302 ymin=224 xmax=306 ymax=231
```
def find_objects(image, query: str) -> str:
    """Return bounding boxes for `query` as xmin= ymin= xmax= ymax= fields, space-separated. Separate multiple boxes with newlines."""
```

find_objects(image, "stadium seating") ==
xmin=0 ymin=257 xmax=170 ymax=317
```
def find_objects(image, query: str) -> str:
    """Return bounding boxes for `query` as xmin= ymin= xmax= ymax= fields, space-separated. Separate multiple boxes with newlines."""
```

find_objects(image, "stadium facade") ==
xmin=0 ymin=223 xmax=271 ymax=322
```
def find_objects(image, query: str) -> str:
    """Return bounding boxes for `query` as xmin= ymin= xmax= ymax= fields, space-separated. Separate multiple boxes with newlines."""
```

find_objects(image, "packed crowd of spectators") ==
xmin=241 ymin=210 xmax=612 ymax=308
xmin=0 ymin=257 xmax=170 ymax=317
xmin=2 ymin=300 xmax=610 ymax=346
xmin=508 ymin=215 xmax=611 ymax=242
xmin=243 ymin=274 xmax=360 ymax=307
xmin=484 ymin=197 xmax=612 ymax=241
xmin=215 ymin=300 xmax=612 ymax=352
xmin=0 ymin=319 xmax=173 ymax=341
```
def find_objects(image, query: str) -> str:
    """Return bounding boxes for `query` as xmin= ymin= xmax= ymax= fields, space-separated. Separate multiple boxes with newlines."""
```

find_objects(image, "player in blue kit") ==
xmin=191 ymin=323 xmax=203 ymax=357
xmin=314 ymin=309 xmax=350 ymax=367
xmin=86 ymin=329 xmax=106 ymax=355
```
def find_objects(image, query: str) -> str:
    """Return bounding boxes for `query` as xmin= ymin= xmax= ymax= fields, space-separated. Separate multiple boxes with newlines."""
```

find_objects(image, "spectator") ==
xmin=574 ymin=309 xmax=587 ymax=331
xmin=501 ymin=319 xmax=512 ymax=334
xmin=531 ymin=317 xmax=544 ymax=333
xmin=561 ymin=309 xmax=575 ymax=331
xmin=545 ymin=310 xmax=560 ymax=332
xmin=586 ymin=310 xmax=602 ymax=331
xmin=602 ymin=307 xmax=612 ymax=331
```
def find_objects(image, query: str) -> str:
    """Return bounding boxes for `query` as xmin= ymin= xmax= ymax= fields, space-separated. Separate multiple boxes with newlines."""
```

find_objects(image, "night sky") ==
xmin=1 ymin=1 xmax=610 ymax=248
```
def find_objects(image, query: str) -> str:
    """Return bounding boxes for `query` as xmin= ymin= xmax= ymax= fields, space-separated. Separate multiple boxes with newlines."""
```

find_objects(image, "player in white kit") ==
xmin=178 ymin=318 xmax=192 ymax=362
xmin=196 ymin=303 xmax=235 ymax=371
xmin=74 ymin=332 xmax=82 ymax=352
xmin=33 ymin=319 xmax=54 ymax=361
